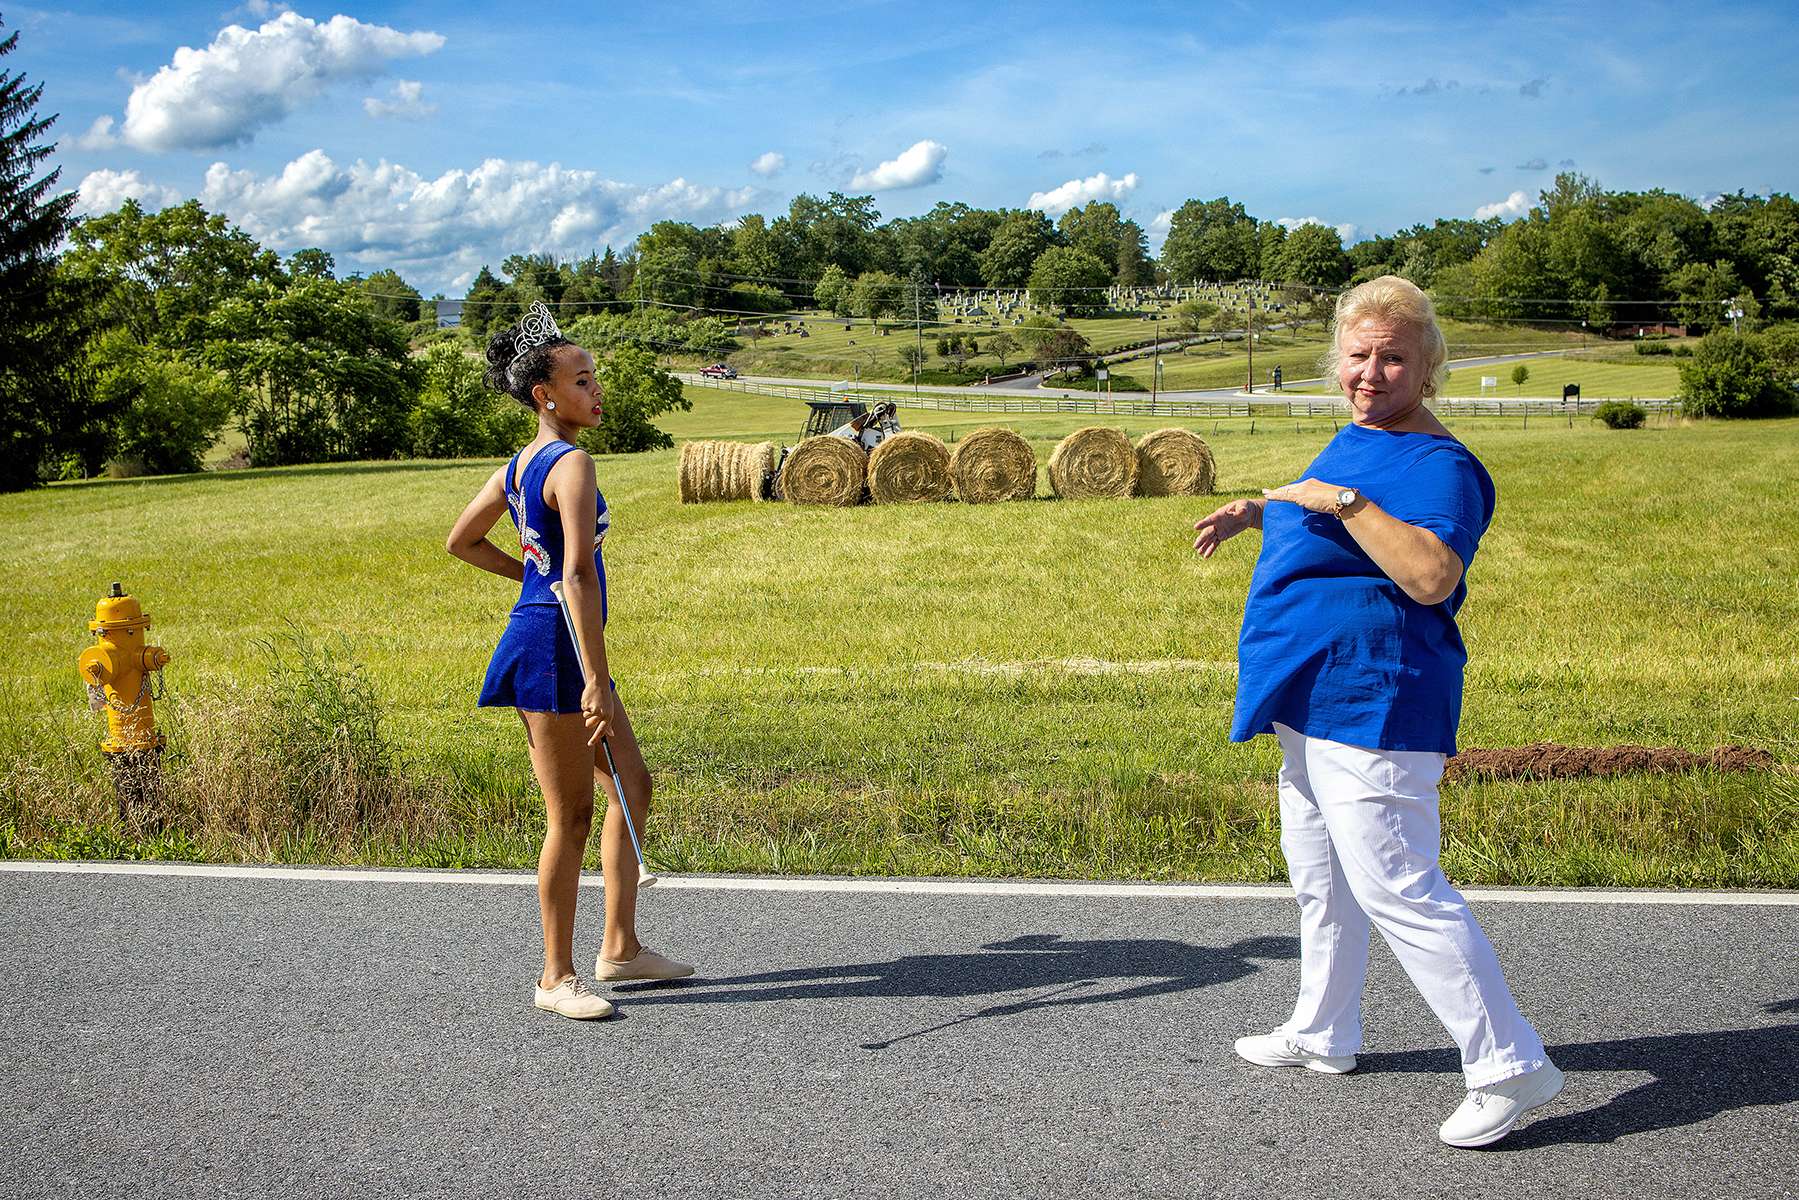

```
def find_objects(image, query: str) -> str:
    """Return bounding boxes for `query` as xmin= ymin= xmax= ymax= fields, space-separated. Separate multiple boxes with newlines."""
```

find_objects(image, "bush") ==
xmin=1678 ymin=331 xmax=1796 ymax=418
xmin=579 ymin=346 xmax=691 ymax=454
xmin=1674 ymin=344 xmax=1693 ymax=357
xmin=724 ymin=283 xmax=787 ymax=314
xmin=410 ymin=343 xmax=532 ymax=458
xmin=1593 ymin=400 xmax=1647 ymax=429
xmin=94 ymin=339 xmax=235 ymax=475
xmin=1057 ymin=370 xmax=1148 ymax=393
xmin=1635 ymin=342 xmax=1673 ymax=356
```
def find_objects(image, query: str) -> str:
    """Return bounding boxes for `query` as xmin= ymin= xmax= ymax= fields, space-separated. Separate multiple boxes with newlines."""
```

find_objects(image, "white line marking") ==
xmin=3 ymin=860 xmax=1797 ymax=905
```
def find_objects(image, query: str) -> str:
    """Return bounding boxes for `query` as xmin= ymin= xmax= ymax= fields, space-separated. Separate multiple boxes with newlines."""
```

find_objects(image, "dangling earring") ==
xmin=546 ymin=401 xmax=557 ymax=410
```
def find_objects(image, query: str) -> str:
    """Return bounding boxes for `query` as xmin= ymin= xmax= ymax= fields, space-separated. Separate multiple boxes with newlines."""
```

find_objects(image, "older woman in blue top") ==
xmin=1194 ymin=276 xmax=1560 ymax=1148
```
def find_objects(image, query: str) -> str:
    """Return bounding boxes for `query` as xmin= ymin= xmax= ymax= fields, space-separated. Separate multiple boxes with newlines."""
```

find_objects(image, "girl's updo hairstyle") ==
xmin=484 ymin=322 xmax=575 ymax=411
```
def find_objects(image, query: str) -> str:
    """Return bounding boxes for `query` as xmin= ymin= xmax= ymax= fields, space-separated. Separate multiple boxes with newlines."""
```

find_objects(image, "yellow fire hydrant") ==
xmin=77 ymin=582 xmax=171 ymax=820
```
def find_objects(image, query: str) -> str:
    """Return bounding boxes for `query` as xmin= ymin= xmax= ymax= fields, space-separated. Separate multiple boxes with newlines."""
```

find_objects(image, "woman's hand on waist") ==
xmin=1194 ymin=498 xmax=1265 ymax=558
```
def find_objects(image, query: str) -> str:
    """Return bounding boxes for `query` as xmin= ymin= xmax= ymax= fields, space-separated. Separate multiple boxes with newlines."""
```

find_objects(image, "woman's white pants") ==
xmin=1272 ymin=722 xmax=1548 ymax=1088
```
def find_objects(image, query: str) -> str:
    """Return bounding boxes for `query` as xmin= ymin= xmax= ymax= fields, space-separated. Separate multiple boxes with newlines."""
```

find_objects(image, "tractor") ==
xmin=767 ymin=398 xmax=901 ymax=498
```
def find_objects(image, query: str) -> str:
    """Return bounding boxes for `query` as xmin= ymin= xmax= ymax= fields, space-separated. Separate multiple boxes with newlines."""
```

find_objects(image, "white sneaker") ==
xmin=533 ymin=974 xmax=615 ymax=1020
xmin=1439 ymin=1062 xmax=1565 ymax=1147
xmin=1233 ymin=1033 xmax=1357 ymax=1075
xmin=595 ymin=947 xmax=695 ymax=982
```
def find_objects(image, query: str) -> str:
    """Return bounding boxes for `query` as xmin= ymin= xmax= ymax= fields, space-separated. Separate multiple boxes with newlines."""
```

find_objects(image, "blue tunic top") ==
xmin=1229 ymin=423 xmax=1495 ymax=754
xmin=477 ymin=441 xmax=611 ymax=713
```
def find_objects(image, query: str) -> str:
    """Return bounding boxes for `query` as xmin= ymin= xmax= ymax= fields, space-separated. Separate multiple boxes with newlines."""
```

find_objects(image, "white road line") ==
xmin=3 ymin=860 xmax=1797 ymax=905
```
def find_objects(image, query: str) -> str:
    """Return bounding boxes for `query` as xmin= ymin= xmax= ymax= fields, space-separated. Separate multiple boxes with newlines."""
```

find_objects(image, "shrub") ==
xmin=1674 ymin=344 xmax=1693 ymax=357
xmin=1635 ymin=342 xmax=1673 ymax=356
xmin=579 ymin=346 xmax=691 ymax=454
xmin=1593 ymin=400 xmax=1647 ymax=429
xmin=724 ymin=283 xmax=787 ymax=313
xmin=1678 ymin=331 xmax=1795 ymax=418
xmin=410 ymin=343 xmax=531 ymax=458
xmin=95 ymin=339 xmax=234 ymax=475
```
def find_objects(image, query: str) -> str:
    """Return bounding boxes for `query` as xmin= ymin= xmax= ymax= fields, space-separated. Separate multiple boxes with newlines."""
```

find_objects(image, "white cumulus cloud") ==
xmin=749 ymin=151 xmax=786 ymax=177
xmin=76 ymin=115 xmax=118 ymax=150
xmin=849 ymin=140 xmax=947 ymax=190
xmin=110 ymin=11 xmax=444 ymax=151
xmin=1148 ymin=208 xmax=1174 ymax=251
xmin=364 ymin=80 xmax=436 ymax=120
xmin=1027 ymin=171 xmax=1138 ymax=217
xmin=73 ymin=169 xmax=185 ymax=216
xmin=1475 ymin=190 xmax=1531 ymax=220
xmin=137 ymin=151 xmax=764 ymax=292
xmin=1276 ymin=216 xmax=1359 ymax=242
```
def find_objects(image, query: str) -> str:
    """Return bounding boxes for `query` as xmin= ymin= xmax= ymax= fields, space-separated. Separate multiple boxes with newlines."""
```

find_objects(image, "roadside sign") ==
xmin=1096 ymin=368 xmax=1108 ymax=380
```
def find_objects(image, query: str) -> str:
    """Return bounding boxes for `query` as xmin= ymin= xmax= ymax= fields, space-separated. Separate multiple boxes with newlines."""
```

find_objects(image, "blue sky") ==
xmin=12 ymin=0 xmax=1799 ymax=294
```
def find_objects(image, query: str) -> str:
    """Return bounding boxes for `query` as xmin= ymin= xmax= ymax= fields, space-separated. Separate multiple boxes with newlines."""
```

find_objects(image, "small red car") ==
xmin=700 ymin=363 xmax=738 ymax=379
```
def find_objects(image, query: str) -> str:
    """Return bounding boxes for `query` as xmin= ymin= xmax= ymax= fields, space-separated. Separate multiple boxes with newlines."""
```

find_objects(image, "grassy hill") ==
xmin=5 ymin=400 xmax=1793 ymax=885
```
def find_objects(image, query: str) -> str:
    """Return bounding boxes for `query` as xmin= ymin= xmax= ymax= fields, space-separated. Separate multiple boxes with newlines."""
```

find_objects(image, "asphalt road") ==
xmin=3 ymin=867 xmax=1795 ymax=1199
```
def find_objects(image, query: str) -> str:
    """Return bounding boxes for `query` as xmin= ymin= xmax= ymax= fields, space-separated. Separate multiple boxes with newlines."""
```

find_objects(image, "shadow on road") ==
xmin=1358 ymin=1022 xmax=1799 ymax=1148
xmin=617 ymin=932 xmax=1297 ymax=1049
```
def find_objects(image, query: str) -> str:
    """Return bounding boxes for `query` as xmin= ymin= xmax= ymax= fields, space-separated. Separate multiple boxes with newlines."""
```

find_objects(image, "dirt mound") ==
xmin=1446 ymin=743 xmax=1776 ymax=782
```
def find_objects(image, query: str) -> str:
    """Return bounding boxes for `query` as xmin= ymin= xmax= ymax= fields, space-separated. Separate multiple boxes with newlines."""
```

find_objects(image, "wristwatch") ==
xmin=1334 ymin=487 xmax=1359 ymax=516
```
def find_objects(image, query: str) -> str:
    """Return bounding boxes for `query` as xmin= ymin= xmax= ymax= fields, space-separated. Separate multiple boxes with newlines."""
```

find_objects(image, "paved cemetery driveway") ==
xmin=2 ymin=864 xmax=1795 ymax=1200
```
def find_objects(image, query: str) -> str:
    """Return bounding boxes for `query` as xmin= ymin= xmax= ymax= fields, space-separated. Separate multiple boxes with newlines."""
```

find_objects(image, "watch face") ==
xmin=1338 ymin=489 xmax=1357 ymax=507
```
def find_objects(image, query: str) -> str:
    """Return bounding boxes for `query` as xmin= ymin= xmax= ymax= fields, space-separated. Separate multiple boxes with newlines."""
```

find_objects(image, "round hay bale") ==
xmin=866 ymin=431 xmax=951 ymax=503
xmin=1047 ymin=426 xmax=1137 ymax=499
xmin=677 ymin=440 xmax=710 ymax=503
xmin=779 ymin=435 xmax=866 ymax=506
xmin=1134 ymin=428 xmax=1216 ymax=497
xmin=948 ymin=426 xmax=1037 ymax=503
xmin=678 ymin=440 xmax=776 ymax=502
xmin=732 ymin=440 xmax=776 ymax=502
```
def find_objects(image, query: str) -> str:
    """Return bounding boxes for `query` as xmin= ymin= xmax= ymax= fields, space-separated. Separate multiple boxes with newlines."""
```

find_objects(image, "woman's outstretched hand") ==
xmin=1194 ymin=498 xmax=1264 ymax=558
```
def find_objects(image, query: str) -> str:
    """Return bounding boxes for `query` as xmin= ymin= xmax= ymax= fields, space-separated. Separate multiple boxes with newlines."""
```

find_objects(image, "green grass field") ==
xmin=5 ymin=400 xmax=1793 ymax=885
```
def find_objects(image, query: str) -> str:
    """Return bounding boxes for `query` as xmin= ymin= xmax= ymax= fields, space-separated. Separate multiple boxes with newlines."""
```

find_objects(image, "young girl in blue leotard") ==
xmin=447 ymin=302 xmax=692 ymax=1020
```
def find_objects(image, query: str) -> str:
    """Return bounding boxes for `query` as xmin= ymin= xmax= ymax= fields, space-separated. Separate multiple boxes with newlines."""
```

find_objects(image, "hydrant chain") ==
xmin=94 ymin=669 xmax=160 ymax=716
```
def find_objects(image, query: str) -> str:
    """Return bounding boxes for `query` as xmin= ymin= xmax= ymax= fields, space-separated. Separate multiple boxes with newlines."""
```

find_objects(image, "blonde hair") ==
xmin=1320 ymin=275 xmax=1449 ymax=399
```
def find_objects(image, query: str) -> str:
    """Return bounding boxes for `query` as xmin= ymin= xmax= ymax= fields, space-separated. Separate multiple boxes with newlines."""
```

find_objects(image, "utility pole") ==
xmin=1245 ymin=299 xmax=1256 ymax=394
xmin=914 ymin=275 xmax=923 ymax=394
xmin=1152 ymin=324 xmax=1160 ymax=404
xmin=1725 ymin=299 xmax=1744 ymax=334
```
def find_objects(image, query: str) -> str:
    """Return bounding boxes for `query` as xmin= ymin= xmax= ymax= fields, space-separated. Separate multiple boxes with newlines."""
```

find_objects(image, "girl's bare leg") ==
xmin=519 ymin=710 xmax=596 ymax=986
xmin=595 ymin=699 xmax=652 ymax=963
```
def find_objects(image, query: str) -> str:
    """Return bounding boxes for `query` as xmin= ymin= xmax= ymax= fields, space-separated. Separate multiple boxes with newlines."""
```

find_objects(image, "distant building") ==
xmin=434 ymin=298 xmax=463 ymax=329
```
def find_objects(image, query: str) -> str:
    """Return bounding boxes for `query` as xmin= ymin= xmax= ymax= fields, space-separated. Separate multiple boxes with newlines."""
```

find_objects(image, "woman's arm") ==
xmin=447 ymin=466 xmax=526 ymax=582
xmin=1261 ymin=479 xmax=1464 ymax=605
xmin=545 ymin=450 xmax=612 ymax=744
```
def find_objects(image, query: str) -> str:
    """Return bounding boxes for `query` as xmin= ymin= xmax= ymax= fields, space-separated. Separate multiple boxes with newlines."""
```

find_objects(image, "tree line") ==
xmin=4 ymin=18 xmax=1797 ymax=492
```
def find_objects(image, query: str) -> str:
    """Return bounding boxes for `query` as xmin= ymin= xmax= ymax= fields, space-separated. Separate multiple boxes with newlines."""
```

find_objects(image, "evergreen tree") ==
xmin=0 ymin=20 xmax=109 ymax=489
